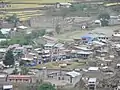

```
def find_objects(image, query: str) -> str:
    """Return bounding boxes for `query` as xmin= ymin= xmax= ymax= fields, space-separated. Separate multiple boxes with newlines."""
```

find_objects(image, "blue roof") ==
xmin=81 ymin=33 xmax=97 ymax=39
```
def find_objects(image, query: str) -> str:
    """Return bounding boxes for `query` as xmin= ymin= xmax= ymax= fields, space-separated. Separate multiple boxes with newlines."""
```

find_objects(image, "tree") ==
xmin=26 ymin=29 xmax=46 ymax=40
xmin=0 ymin=40 xmax=9 ymax=46
xmin=98 ymin=13 xmax=110 ymax=26
xmin=3 ymin=49 xmax=14 ymax=66
xmin=38 ymin=83 xmax=56 ymax=90
xmin=55 ymin=24 xmax=61 ymax=34
xmin=20 ymin=66 xmax=29 ymax=75
xmin=6 ymin=14 xmax=19 ymax=27
xmin=0 ymin=30 xmax=5 ymax=38
xmin=8 ymin=36 xmax=29 ymax=45
xmin=12 ymin=67 xmax=19 ymax=75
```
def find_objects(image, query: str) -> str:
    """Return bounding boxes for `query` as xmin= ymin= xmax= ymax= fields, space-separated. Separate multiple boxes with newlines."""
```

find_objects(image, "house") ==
xmin=41 ymin=50 xmax=51 ymax=63
xmin=56 ymin=2 xmax=72 ymax=8
xmin=0 ymin=48 xmax=7 ymax=59
xmin=0 ymin=28 xmax=11 ymax=35
xmin=7 ymin=75 xmax=32 ymax=83
xmin=112 ymin=33 xmax=120 ymax=41
xmin=76 ymin=51 xmax=93 ymax=59
xmin=23 ymin=45 xmax=33 ymax=52
xmin=43 ymin=35 xmax=57 ymax=43
xmin=47 ymin=70 xmax=81 ymax=86
xmin=13 ymin=47 xmax=25 ymax=56
xmin=3 ymin=85 xmax=13 ymax=90
xmin=88 ymin=78 xmax=97 ymax=90
xmin=0 ymin=74 xmax=7 ymax=82
xmin=44 ymin=43 xmax=56 ymax=50
xmin=88 ymin=67 xmax=99 ymax=72
xmin=66 ymin=71 xmax=81 ymax=85
xmin=17 ymin=26 xmax=28 ymax=30
xmin=54 ymin=43 xmax=64 ymax=54
xmin=81 ymin=33 xmax=109 ymax=44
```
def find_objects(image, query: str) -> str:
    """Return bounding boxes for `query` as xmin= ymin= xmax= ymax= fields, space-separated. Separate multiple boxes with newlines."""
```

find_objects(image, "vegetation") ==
xmin=6 ymin=14 xmax=19 ymax=27
xmin=0 ymin=30 xmax=5 ymax=38
xmin=70 ymin=4 xmax=89 ymax=11
xmin=3 ymin=49 xmax=14 ymax=66
xmin=29 ymin=29 xmax=46 ymax=39
xmin=12 ymin=67 xmax=19 ymax=74
xmin=20 ymin=66 xmax=29 ymax=75
xmin=55 ymin=24 xmax=61 ymax=34
xmin=0 ymin=29 xmax=46 ymax=46
xmin=98 ymin=13 xmax=110 ymax=26
xmin=37 ymin=83 xmax=56 ymax=90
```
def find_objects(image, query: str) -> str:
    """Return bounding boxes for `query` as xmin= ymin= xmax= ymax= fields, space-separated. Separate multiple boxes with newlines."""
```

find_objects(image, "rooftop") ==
xmin=88 ymin=78 xmax=97 ymax=82
xmin=88 ymin=67 xmax=99 ymax=71
xmin=0 ymin=48 xmax=7 ymax=53
xmin=44 ymin=43 xmax=56 ymax=47
xmin=66 ymin=71 xmax=81 ymax=78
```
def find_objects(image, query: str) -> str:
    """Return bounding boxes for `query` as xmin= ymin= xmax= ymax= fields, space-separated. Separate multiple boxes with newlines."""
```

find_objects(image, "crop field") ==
xmin=0 ymin=4 xmax=45 ymax=10
xmin=3 ymin=0 xmax=71 ymax=3
xmin=0 ymin=10 xmax=43 ymax=21
xmin=0 ymin=0 xmax=71 ymax=21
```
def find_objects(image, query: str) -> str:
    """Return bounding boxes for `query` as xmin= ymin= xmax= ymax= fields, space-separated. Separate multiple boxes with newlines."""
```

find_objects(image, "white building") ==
xmin=88 ymin=78 xmax=97 ymax=90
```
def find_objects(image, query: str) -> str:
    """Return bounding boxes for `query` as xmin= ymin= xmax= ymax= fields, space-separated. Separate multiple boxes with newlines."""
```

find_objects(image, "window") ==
xmin=16 ymin=79 xmax=18 ymax=82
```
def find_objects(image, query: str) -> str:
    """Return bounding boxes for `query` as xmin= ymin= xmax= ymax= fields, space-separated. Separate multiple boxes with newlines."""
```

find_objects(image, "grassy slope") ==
xmin=54 ymin=30 xmax=89 ymax=41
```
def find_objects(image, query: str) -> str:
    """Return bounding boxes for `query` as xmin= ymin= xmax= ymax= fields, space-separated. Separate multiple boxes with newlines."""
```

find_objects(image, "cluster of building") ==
xmin=1 ymin=25 xmax=120 ymax=90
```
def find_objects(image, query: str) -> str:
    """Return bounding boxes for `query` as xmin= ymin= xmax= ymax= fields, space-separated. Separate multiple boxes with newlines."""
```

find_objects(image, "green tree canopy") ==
xmin=20 ymin=66 xmax=29 ymax=75
xmin=6 ymin=14 xmax=19 ymax=27
xmin=98 ymin=13 xmax=110 ymax=20
xmin=38 ymin=83 xmax=56 ymax=90
xmin=3 ymin=49 xmax=14 ymax=66
xmin=55 ymin=24 xmax=61 ymax=34
xmin=0 ymin=30 xmax=5 ymax=38
xmin=98 ymin=13 xmax=110 ymax=26
xmin=9 ymin=36 xmax=29 ymax=45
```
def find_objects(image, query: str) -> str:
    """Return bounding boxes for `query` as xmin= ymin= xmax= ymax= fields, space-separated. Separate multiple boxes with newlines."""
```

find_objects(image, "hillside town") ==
xmin=1 ymin=0 xmax=120 ymax=90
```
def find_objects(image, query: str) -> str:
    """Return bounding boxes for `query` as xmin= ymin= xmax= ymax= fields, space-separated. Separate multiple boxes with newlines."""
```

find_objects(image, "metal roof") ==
xmin=88 ymin=67 xmax=99 ymax=71
xmin=44 ymin=43 xmax=55 ymax=47
xmin=88 ymin=78 xmax=97 ymax=82
xmin=66 ymin=71 xmax=81 ymax=78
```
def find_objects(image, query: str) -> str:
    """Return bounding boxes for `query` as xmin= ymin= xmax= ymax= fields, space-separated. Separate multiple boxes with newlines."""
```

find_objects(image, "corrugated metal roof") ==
xmin=66 ymin=71 xmax=81 ymax=78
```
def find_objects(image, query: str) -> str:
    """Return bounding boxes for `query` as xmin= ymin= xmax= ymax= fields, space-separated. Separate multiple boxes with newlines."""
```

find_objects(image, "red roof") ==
xmin=8 ymin=75 xmax=31 ymax=78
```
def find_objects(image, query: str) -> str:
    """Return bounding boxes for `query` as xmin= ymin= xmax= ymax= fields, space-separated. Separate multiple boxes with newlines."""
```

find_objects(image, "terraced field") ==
xmin=0 ymin=10 xmax=43 ymax=21
xmin=0 ymin=0 xmax=71 ymax=21
xmin=0 ymin=4 xmax=45 ymax=9
xmin=3 ymin=0 xmax=71 ymax=3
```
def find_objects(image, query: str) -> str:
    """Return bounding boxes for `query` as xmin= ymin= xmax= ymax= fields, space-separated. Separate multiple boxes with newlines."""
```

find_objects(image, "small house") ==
xmin=44 ymin=43 xmax=56 ymax=50
xmin=66 ymin=71 xmax=81 ymax=85
xmin=88 ymin=78 xmax=97 ymax=90
xmin=81 ymin=33 xmax=109 ymax=44
xmin=7 ymin=75 xmax=32 ymax=83
xmin=3 ymin=85 xmax=13 ymax=90
xmin=56 ymin=2 xmax=72 ymax=8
